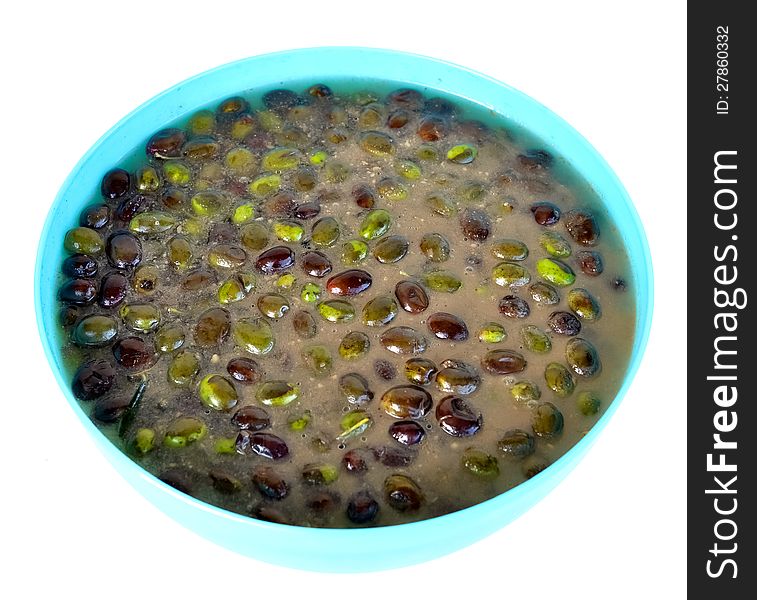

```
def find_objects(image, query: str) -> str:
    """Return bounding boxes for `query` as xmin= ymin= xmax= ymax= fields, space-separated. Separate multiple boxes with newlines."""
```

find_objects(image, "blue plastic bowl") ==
xmin=35 ymin=47 xmax=653 ymax=572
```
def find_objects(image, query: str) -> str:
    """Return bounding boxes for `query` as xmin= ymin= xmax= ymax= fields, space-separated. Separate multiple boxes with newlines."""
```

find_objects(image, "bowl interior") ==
xmin=35 ymin=47 xmax=653 ymax=572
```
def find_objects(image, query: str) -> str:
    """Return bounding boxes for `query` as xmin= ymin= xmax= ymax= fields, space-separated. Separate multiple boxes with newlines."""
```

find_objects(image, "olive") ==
xmin=478 ymin=322 xmax=507 ymax=343
xmin=384 ymin=474 xmax=423 ymax=512
xmin=62 ymin=254 xmax=98 ymax=278
xmin=481 ymin=349 xmax=527 ymax=375
xmin=380 ymin=327 xmax=428 ymax=355
xmin=182 ymin=269 xmax=217 ymax=291
xmin=209 ymin=470 xmax=242 ymax=494
xmin=146 ymin=128 xmax=185 ymax=159
xmin=73 ymin=314 xmax=118 ymax=346
xmin=327 ymin=269 xmax=372 ymax=296
xmin=317 ymin=299 xmax=355 ymax=323
xmin=93 ymin=394 xmax=133 ymax=423
xmin=301 ymin=251 xmax=333 ymax=278
xmin=424 ymin=193 xmax=456 ymax=217
xmin=292 ymin=310 xmax=317 ymax=339
xmin=374 ymin=359 xmax=397 ymax=381
xmin=389 ymin=420 xmax=426 ymax=446
xmin=106 ymin=232 xmax=142 ymax=269
xmin=536 ymin=258 xmax=575 ymax=287
xmin=417 ymin=117 xmax=447 ymax=141
xmin=373 ymin=235 xmax=409 ymax=264
xmin=395 ymin=280 xmax=430 ymax=314
xmin=194 ymin=307 xmax=231 ymax=347
xmin=182 ymin=137 xmax=220 ymax=162
xmin=227 ymin=357 xmax=262 ymax=384
xmin=188 ymin=109 xmax=216 ymax=135
xmin=288 ymin=411 xmax=312 ymax=431
xmin=499 ymin=295 xmax=530 ymax=318
xmin=209 ymin=220 xmax=239 ymax=243
xmin=359 ymin=209 xmax=392 ymax=240
xmin=544 ymin=362 xmax=576 ymax=397
xmin=387 ymin=88 xmax=423 ymax=108
xmin=167 ymin=350 xmax=200 ymax=387
xmin=461 ymin=448 xmax=500 ymax=477
xmin=423 ymin=270 xmax=462 ymax=293
xmin=395 ymin=159 xmax=422 ymax=181
xmin=217 ymin=96 xmax=250 ymax=120
xmin=256 ymin=380 xmax=299 ymax=406
xmin=306 ymin=491 xmax=341 ymax=513
xmin=576 ymin=250 xmax=604 ymax=276
xmin=564 ymin=209 xmax=600 ymax=245
xmin=154 ymin=324 xmax=185 ymax=353
xmin=158 ymin=469 xmax=193 ymax=494
xmin=71 ymin=358 xmax=115 ymax=401
xmin=240 ymin=222 xmax=270 ymax=251
xmin=162 ymin=187 xmax=187 ymax=210
xmin=164 ymin=416 xmax=207 ymax=447
xmin=547 ymin=311 xmax=582 ymax=336
xmin=528 ymin=282 xmax=560 ymax=306
xmin=376 ymin=177 xmax=408 ymax=201
xmin=236 ymin=431 xmax=289 ymax=460
xmin=347 ymin=491 xmax=380 ymax=524
xmin=510 ymin=380 xmax=542 ymax=404
xmin=199 ymin=374 xmax=239 ymax=411
xmin=447 ymin=144 xmax=477 ymax=164
xmin=135 ymin=165 xmax=161 ymax=192
xmin=497 ymin=429 xmax=536 ymax=458
xmin=263 ymin=89 xmax=299 ymax=112
xmin=374 ymin=446 xmax=416 ymax=467
xmin=64 ymin=227 xmax=104 ymax=255
xmin=302 ymin=463 xmax=339 ymax=486
xmin=568 ymin=288 xmax=601 ymax=321
xmin=387 ymin=109 xmax=410 ymax=128
xmin=380 ymin=385 xmax=433 ymax=419
xmin=518 ymin=149 xmax=554 ymax=170
xmin=253 ymin=506 xmax=290 ymax=524
xmin=565 ymin=338 xmax=602 ymax=377
xmin=492 ymin=262 xmax=531 ymax=287
xmin=257 ymin=293 xmax=290 ymax=319
xmin=132 ymin=265 xmax=159 ymax=295
xmin=521 ymin=325 xmax=552 ymax=354
xmin=132 ymin=428 xmax=156 ymax=455
xmin=436 ymin=396 xmax=482 ymax=437
xmin=251 ymin=176 xmax=284 ymax=199
xmin=404 ymin=358 xmax=438 ymax=385
xmin=339 ymin=331 xmax=370 ymax=360
xmin=362 ymin=296 xmax=399 ymax=327
xmin=114 ymin=194 xmax=148 ymax=222
xmin=352 ymin=184 xmax=376 ymax=209
xmin=419 ymin=233 xmax=450 ymax=263
xmin=530 ymin=202 xmax=561 ymax=226
xmin=231 ymin=405 xmax=271 ymax=430
xmin=294 ymin=202 xmax=321 ymax=220
xmin=293 ymin=168 xmax=317 ymax=192
xmin=342 ymin=448 xmax=371 ymax=473
xmin=460 ymin=208 xmax=491 ymax=241
xmin=307 ymin=83 xmax=332 ymax=98
xmin=80 ymin=203 xmax=110 ymax=230
xmin=59 ymin=305 xmax=79 ymax=327
xmin=208 ymin=244 xmax=247 ymax=269
xmin=256 ymin=245 xmax=295 ymax=275
xmin=427 ymin=312 xmax=468 ymax=341
xmin=339 ymin=373 xmax=374 ymax=405
xmin=218 ymin=274 xmax=255 ymax=304
xmin=359 ymin=131 xmax=395 ymax=156
xmin=59 ymin=278 xmax=97 ymax=305
xmin=577 ymin=391 xmax=602 ymax=416
xmin=540 ymin=231 xmax=572 ymax=258
xmin=435 ymin=359 xmax=480 ymax=395
xmin=252 ymin=466 xmax=290 ymax=500
xmin=302 ymin=345 xmax=333 ymax=376
xmin=119 ymin=303 xmax=160 ymax=333
xmin=101 ymin=168 xmax=130 ymax=199
xmin=532 ymin=402 xmax=564 ymax=438
xmin=112 ymin=336 xmax=154 ymax=370
xmin=491 ymin=239 xmax=529 ymax=261
xmin=234 ymin=317 xmax=275 ymax=355
xmin=166 ymin=236 xmax=193 ymax=271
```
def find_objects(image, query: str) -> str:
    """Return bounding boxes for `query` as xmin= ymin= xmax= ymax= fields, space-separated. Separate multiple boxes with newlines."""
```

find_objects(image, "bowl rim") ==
xmin=35 ymin=46 xmax=654 ymax=543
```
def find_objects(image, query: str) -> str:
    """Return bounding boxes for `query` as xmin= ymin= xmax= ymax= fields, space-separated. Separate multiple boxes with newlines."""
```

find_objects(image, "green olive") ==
xmin=234 ymin=317 xmax=274 ymax=355
xmin=167 ymin=350 xmax=201 ymax=387
xmin=188 ymin=110 xmax=216 ymax=135
xmin=377 ymin=177 xmax=408 ymax=201
xmin=136 ymin=166 xmax=161 ymax=192
xmin=302 ymin=345 xmax=333 ymax=376
xmin=240 ymin=222 xmax=270 ymax=250
xmin=198 ymin=374 xmax=239 ymax=411
xmin=568 ymin=288 xmax=602 ymax=321
xmin=395 ymin=159 xmax=422 ymax=180
xmin=509 ymin=380 xmax=541 ymax=404
xmin=232 ymin=203 xmax=256 ymax=225
xmin=423 ymin=270 xmax=462 ymax=293
xmin=64 ymin=227 xmax=104 ymax=255
xmin=544 ymin=362 xmax=576 ymax=397
xmin=577 ymin=391 xmax=602 ymax=415
xmin=532 ymin=402 xmax=564 ymax=438
xmin=133 ymin=428 xmax=156 ymax=455
xmin=362 ymin=296 xmax=399 ymax=327
xmin=461 ymin=448 xmax=500 ymax=477
xmin=163 ymin=161 xmax=192 ymax=186
xmin=120 ymin=303 xmax=160 ymax=333
xmin=341 ymin=239 xmax=369 ymax=265
xmin=447 ymin=144 xmax=477 ymax=164
xmin=359 ymin=131 xmax=395 ymax=155
xmin=420 ymin=233 xmax=450 ymax=262
xmin=191 ymin=191 xmax=226 ymax=217
xmin=339 ymin=331 xmax=371 ymax=359
xmin=492 ymin=262 xmax=531 ymax=287
xmin=317 ymin=299 xmax=356 ymax=323
xmin=424 ymin=194 xmax=457 ymax=217
xmin=324 ymin=161 xmax=350 ymax=183
xmin=337 ymin=410 xmax=373 ymax=441
xmin=288 ymin=410 xmax=312 ymax=431
xmin=491 ymin=239 xmax=529 ymax=261
xmin=540 ymin=231 xmax=572 ymax=258
xmin=311 ymin=217 xmax=340 ymax=247
xmin=225 ymin=148 xmax=256 ymax=175
xmin=536 ymin=258 xmax=576 ymax=287
xmin=521 ymin=325 xmax=552 ymax=354
xmin=272 ymin=220 xmax=304 ymax=242
xmin=129 ymin=211 xmax=177 ymax=234
xmin=256 ymin=380 xmax=299 ymax=406
xmin=300 ymin=282 xmax=322 ymax=303
xmin=248 ymin=174 xmax=282 ymax=196
xmin=72 ymin=314 xmax=118 ymax=346
xmin=154 ymin=324 xmax=185 ymax=353
xmin=167 ymin=236 xmax=193 ymax=270
xmin=359 ymin=209 xmax=391 ymax=240
xmin=164 ymin=416 xmax=207 ymax=447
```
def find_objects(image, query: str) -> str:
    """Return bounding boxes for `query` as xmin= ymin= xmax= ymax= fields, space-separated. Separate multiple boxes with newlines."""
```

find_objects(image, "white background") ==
xmin=1 ymin=1 xmax=686 ymax=597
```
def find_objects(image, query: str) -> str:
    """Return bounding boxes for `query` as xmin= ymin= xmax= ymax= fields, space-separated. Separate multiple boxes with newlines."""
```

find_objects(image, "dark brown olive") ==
xmin=146 ymin=128 xmax=186 ymax=159
xmin=435 ymin=359 xmax=480 ymax=395
xmin=460 ymin=208 xmax=491 ymax=241
xmin=256 ymin=245 xmax=295 ymax=275
xmin=351 ymin=184 xmax=376 ymax=209
xmin=497 ymin=428 xmax=536 ymax=458
xmin=252 ymin=466 xmax=290 ymax=500
xmin=101 ymin=168 xmax=130 ymax=199
xmin=424 ymin=97 xmax=457 ymax=117
xmin=394 ymin=280 xmax=429 ymax=314
xmin=518 ymin=149 xmax=554 ymax=170
xmin=564 ymin=209 xmax=600 ymax=245
xmin=384 ymin=474 xmax=423 ymax=512
xmin=380 ymin=385 xmax=433 ymax=419
xmin=427 ymin=312 xmax=468 ymax=341
xmin=374 ymin=445 xmax=416 ymax=467
xmin=159 ymin=469 xmax=193 ymax=494
xmin=307 ymin=83 xmax=332 ymax=98
xmin=373 ymin=235 xmax=409 ymax=264
xmin=482 ymin=349 xmax=527 ymax=375
xmin=294 ymin=202 xmax=321 ymax=220
xmin=208 ymin=222 xmax=237 ymax=244
xmin=71 ymin=358 xmax=115 ymax=401
xmin=380 ymin=327 xmax=428 ymax=355
xmin=339 ymin=373 xmax=374 ymax=405
xmin=301 ymin=251 xmax=332 ymax=278
xmin=112 ymin=336 xmax=154 ymax=370
xmin=114 ymin=194 xmax=149 ymax=222
xmin=306 ymin=491 xmax=341 ymax=513
xmin=498 ymin=295 xmax=530 ymax=319
xmin=232 ymin=405 xmax=271 ymax=430
xmin=62 ymin=254 xmax=98 ymax=278
xmin=327 ymin=269 xmax=372 ymax=296
xmin=59 ymin=305 xmax=79 ymax=327
xmin=374 ymin=359 xmax=397 ymax=380
xmin=342 ymin=448 xmax=372 ymax=473
xmin=194 ymin=307 xmax=231 ymax=347
xmin=577 ymin=250 xmax=604 ymax=276
xmin=162 ymin=187 xmax=186 ymax=210
xmin=79 ymin=204 xmax=110 ymax=229
xmin=388 ymin=88 xmax=423 ymax=108
xmin=547 ymin=311 xmax=582 ymax=336
xmin=262 ymin=192 xmax=297 ymax=218
xmin=435 ymin=396 xmax=482 ymax=437
xmin=182 ymin=269 xmax=217 ymax=291
xmin=253 ymin=506 xmax=290 ymax=524
xmin=235 ymin=431 xmax=289 ymax=460
xmin=93 ymin=394 xmax=132 ymax=423
xmin=292 ymin=310 xmax=317 ymax=338
xmin=263 ymin=89 xmax=300 ymax=111
xmin=106 ymin=232 xmax=142 ymax=269
xmin=417 ymin=117 xmax=447 ymax=141
xmin=59 ymin=278 xmax=97 ymax=305
xmin=227 ymin=357 xmax=263 ymax=384
xmin=389 ymin=421 xmax=426 ymax=446
xmin=530 ymin=202 xmax=561 ymax=226
xmin=387 ymin=109 xmax=410 ymax=129
xmin=98 ymin=272 xmax=128 ymax=308
xmin=347 ymin=491 xmax=380 ymax=524
xmin=209 ymin=470 xmax=241 ymax=494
